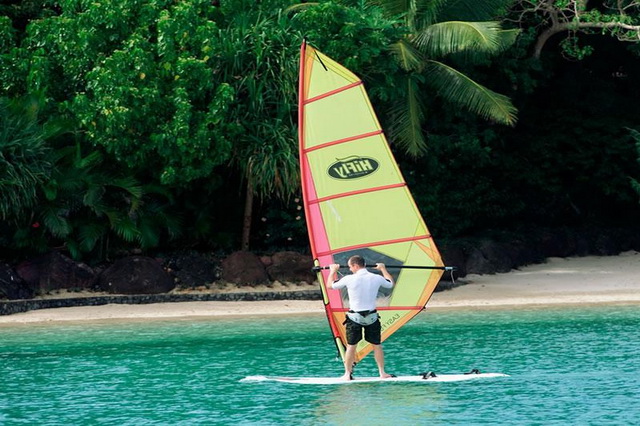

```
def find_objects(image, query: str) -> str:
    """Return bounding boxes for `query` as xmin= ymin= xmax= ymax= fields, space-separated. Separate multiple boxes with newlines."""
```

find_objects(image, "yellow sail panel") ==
xmin=302 ymin=49 xmax=360 ymax=103
xmin=298 ymin=42 xmax=445 ymax=364
xmin=319 ymin=188 xmax=428 ymax=251
xmin=304 ymin=86 xmax=381 ymax=149
xmin=305 ymin=133 xmax=404 ymax=200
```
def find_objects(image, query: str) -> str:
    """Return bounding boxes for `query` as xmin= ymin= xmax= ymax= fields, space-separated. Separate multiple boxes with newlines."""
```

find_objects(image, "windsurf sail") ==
xmin=298 ymin=42 xmax=447 ymax=364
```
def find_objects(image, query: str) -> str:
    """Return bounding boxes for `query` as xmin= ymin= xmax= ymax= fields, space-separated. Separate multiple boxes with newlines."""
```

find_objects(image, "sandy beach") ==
xmin=1 ymin=251 xmax=639 ymax=324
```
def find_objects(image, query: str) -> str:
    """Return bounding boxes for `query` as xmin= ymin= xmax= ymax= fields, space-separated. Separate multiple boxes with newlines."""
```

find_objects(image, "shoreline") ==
xmin=1 ymin=251 xmax=639 ymax=325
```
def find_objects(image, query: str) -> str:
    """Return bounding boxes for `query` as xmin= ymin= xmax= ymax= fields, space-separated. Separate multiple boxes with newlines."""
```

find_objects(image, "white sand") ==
xmin=1 ymin=251 xmax=639 ymax=324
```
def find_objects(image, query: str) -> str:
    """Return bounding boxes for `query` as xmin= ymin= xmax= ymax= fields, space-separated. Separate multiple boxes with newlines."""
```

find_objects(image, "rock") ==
xmin=259 ymin=255 xmax=273 ymax=267
xmin=0 ymin=263 xmax=35 ymax=300
xmin=15 ymin=252 xmax=96 ymax=294
xmin=465 ymin=240 xmax=515 ymax=275
xmin=98 ymin=256 xmax=175 ymax=294
xmin=266 ymin=251 xmax=315 ymax=284
xmin=221 ymin=251 xmax=269 ymax=286
xmin=164 ymin=252 xmax=220 ymax=288
xmin=439 ymin=243 xmax=467 ymax=278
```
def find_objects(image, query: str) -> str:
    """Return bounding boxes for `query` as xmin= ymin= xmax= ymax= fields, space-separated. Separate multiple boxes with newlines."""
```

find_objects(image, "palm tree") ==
xmin=375 ymin=0 xmax=519 ymax=156
xmin=215 ymin=8 xmax=301 ymax=250
xmin=0 ymin=94 xmax=53 ymax=221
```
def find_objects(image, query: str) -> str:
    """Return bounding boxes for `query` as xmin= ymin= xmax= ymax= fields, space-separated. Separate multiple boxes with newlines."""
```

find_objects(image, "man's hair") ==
xmin=348 ymin=255 xmax=365 ymax=267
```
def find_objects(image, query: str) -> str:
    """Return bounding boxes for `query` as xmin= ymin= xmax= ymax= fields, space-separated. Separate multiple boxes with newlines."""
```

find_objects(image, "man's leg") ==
xmin=341 ymin=344 xmax=356 ymax=380
xmin=372 ymin=344 xmax=392 ymax=378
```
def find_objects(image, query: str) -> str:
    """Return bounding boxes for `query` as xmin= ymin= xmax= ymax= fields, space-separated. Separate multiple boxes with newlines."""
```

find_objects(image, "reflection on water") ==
xmin=314 ymin=383 xmax=445 ymax=424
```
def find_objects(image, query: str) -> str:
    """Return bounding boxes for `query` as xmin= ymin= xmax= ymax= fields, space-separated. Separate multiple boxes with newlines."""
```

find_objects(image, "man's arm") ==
xmin=375 ymin=263 xmax=394 ymax=288
xmin=327 ymin=263 xmax=342 ymax=288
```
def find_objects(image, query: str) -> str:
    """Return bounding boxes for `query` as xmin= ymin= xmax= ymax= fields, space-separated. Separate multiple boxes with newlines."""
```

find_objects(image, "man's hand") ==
xmin=375 ymin=263 xmax=394 ymax=285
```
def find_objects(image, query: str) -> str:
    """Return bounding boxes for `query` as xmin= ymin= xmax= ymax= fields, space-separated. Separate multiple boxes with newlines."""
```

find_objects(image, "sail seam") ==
xmin=303 ymin=130 xmax=383 ymax=153
xmin=304 ymin=81 xmax=362 ymax=104
xmin=309 ymin=183 xmax=406 ymax=204
xmin=316 ymin=235 xmax=433 ymax=257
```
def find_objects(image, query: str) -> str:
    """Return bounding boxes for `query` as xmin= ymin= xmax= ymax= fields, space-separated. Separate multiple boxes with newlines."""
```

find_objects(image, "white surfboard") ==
xmin=240 ymin=372 xmax=508 ymax=385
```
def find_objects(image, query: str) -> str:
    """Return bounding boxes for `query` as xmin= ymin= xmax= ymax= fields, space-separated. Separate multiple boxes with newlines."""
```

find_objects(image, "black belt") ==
xmin=348 ymin=309 xmax=377 ymax=316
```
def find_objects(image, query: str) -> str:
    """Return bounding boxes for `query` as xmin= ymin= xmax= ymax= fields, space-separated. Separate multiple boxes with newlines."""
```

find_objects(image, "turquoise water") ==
xmin=1 ymin=305 xmax=639 ymax=425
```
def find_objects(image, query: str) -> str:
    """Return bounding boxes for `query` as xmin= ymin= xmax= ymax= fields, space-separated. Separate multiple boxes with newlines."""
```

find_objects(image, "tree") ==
xmin=292 ymin=0 xmax=519 ymax=156
xmin=375 ymin=0 xmax=520 ymax=155
xmin=214 ymin=2 xmax=302 ymax=250
xmin=631 ymin=127 xmax=640 ymax=200
xmin=67 ymin=0 xmax=238 ymax=186
xmin=0 ymin=94 xmax=53 ymax=221
xmin=507 ymin=0 xmax=640 ymax=59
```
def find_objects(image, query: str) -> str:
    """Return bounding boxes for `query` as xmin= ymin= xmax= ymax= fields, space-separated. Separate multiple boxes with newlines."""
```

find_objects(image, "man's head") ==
xmin=348 ymin=255 xmax=365 ymax=272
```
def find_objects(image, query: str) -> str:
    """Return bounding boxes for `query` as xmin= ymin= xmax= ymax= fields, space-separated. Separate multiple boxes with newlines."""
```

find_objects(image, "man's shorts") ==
xmin=345 ymin=317 xmax=381 ymax=345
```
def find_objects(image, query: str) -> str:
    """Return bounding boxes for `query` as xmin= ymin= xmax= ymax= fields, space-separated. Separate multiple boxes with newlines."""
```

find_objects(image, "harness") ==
xmin=345 ymin=309 xmax=379 ymax=326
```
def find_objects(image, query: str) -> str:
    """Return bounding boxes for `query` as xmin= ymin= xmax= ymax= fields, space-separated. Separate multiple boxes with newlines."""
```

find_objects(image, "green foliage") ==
xmin=0 ymin=94 xmax=53 ymax=221
xmin=217 ymin=5 xmax=302 ymax=201
xmin=254 ymin=196 xmax=309 ymax=252
xmin=559 ymin=36 xmax=594 ymax=61
xmin=66 ymin=0 xmax=236 ymax=185
xmin=13 ymin=140 xmax=182 ymax=260
xmin=507 ymin=0 xmax=640 ymax=59
xmin=309 ymin=0 xmax=521 ymax=156
xmin=1 ymin=0 xmax=638 ymax=258
xmin=404 ymin=129 xmax=523 ymax=237
xmin=630 ymin=128 xmax=640 ymax=201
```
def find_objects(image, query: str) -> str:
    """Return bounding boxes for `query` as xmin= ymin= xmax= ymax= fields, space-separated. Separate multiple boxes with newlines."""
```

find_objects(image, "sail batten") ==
xmin=298 ymin=42 xmax=445 ymax=364
xmin=305 ymin=81 xmax=363 ymax=104
xmin=309 ymin=183 xmax=407 ymax=204
xmin=316 ymin=235 xmax=435 ymax=257
xmin=303 ymin=130 xmax=383 ymax=153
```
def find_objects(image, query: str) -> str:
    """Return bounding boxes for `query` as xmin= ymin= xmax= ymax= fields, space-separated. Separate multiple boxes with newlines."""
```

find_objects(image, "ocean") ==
xmin=1 ymin=304 xmax=639 ymax=425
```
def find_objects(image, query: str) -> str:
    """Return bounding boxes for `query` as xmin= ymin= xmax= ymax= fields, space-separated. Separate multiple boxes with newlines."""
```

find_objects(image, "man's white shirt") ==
xmin=331 ymin=268 xmax=393 ymax=311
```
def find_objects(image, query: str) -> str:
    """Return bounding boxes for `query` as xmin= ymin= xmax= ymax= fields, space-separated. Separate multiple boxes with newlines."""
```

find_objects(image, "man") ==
xmin=327 ymin=255 xmax=395 ymax=381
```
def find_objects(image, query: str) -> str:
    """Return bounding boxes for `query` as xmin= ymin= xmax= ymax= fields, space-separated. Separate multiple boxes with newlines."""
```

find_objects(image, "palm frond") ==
xmin=78 ymin=222 xmax=107 ymax=253
xmin=389 ymin=39 xmax=425 ymax=72
xmin=389 ymin=76 xmax=427 ymax=157
xmin=414 ymin=21 xmax=506 ymax=57
xmin=435 ymin=0 xmax=516 ymax=22
xmin=108 ymin=213 xmax=139 ymax=243
xmin=110 ymin=176 xmax=143 ymax=199
xmin=371 ymin=0 xmax=444 ymax=27
xmin=285 ymin=3 xmax=318 ymax=14
xmin=41 ymin=205 xmax=72 ymax=238
xmin=423 ymin=59 xmax=517 ymax=125
xmin=498 ymin=29 xmax=520 ymax=51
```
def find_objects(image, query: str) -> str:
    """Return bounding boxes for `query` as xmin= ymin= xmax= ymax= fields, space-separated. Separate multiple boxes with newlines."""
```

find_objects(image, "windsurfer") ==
xmin=327 ymin=255 xmax=395 ymax=381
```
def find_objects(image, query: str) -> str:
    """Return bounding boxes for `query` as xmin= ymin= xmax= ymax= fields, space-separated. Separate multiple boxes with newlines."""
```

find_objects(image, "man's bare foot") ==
xmin=380 ymin=373 xmax=395 ymax=379
xmin=340 ymin=374 xmax=353 ymax=381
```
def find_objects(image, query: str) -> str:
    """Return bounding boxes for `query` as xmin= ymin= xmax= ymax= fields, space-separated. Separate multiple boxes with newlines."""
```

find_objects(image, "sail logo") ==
xmin=328 ymin=156 xmax=379 ymax=179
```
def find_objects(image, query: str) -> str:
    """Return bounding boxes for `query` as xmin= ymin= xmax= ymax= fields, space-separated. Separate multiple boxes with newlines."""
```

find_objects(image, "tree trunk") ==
xmin=241 ymin=179 xmax=254 ymax=251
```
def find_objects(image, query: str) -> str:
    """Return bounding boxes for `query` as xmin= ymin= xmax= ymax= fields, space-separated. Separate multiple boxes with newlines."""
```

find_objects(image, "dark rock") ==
xmin=506 ymin=238 xmax=545 ymax=267
xmin=98 ymin=256 xmax=175 ymax=294
xmin=440 ymin=243 xmax=467 ymax=278
xmin=221 ymin=251 xmax=269 ymax=286
xmin=0 ymin=263 xmax=35 ymax=300
xmin=465 ymin=240 xmax=515 ymax=275
xmin=164 ymin=252 xmax=220 ymax=288
xmin=266 ymin=251 xmax=316 ymax=284
xmin=15 ymin=252 xmax=96 ymax=294
xmin=590 ymin=232 xmax=619 ymax=256
xmin=535 ymin=229 xmax=577 ymax=258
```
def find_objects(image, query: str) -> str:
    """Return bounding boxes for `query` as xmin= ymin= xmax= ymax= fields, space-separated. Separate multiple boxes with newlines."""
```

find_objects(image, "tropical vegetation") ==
xmin=0 ymin=0 xmax=639 ymax=263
